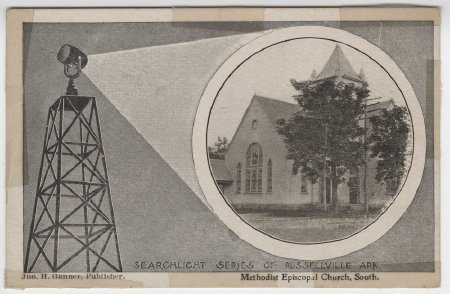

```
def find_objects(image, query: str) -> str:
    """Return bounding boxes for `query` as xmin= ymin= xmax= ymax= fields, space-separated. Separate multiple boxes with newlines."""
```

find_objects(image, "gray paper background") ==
xmin=22 ymin=21 xmax=435 ymax=272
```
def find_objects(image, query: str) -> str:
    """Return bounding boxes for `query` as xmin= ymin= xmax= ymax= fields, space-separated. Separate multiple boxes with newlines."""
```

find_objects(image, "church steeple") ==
xmin=312 ymin=44 xmax=363 ymax=84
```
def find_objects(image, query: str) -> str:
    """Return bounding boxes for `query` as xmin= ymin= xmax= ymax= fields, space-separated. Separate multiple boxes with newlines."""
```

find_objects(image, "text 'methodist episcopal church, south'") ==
xmin=210 ymin=45 xmax=398 ymax=212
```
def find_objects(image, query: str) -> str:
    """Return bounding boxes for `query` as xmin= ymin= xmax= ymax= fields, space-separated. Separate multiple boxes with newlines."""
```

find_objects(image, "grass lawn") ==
xmin=239 ymin=212 xmax=377 ymax=243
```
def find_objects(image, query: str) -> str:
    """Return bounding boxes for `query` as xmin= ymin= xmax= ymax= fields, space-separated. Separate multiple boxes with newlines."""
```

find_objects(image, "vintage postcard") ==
xmin=5 ymin=7 xmax=440 ymax=288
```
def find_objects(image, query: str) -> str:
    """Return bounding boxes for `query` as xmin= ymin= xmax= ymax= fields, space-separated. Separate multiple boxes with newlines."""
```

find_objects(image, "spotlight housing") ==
xmin=57 ymin=44 xmax=88 ymax=95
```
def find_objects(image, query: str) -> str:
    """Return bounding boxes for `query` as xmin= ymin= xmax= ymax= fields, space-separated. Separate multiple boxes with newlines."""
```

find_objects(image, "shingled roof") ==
xmin=365 ymin=100 xmax=394 ymax=118
xmin=313 ymin=45 xmax=363 ymax=83
xmin=253 ymin=95 xmax=393 ymax=122
xmin=210 ymin=159 xmax=233 ymax=183
xmin=253 ymin=95 xmax=300 ymax=124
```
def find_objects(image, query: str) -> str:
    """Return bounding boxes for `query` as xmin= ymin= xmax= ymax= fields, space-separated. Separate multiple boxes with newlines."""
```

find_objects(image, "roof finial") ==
xmin=359 ymin=68 xmax=366 ymax=81
xmin=334 ymin=43 xmax=342 ymax=53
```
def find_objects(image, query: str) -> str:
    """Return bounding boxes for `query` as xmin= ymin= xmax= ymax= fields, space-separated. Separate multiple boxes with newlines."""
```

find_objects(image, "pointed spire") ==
xmin=314 ymin=44 xmax=363 ymax=83
xmin=310 ymin=69 xmax=317 ymax=79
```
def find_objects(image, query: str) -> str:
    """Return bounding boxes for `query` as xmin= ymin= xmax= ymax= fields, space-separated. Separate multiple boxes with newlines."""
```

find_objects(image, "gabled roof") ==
xmin=226 ymin=95 xmax=299 ymax=152
xmin=210 ymin=159 xmax=233 ymax=183
xmin=252 ymin=95 xmax=393 ymax=125
xmin=227 ymin=95 xmax=393 ymax=155
xmin=253 ymin=95 xmax=300 ymax=124
xmin=313 ymin=45 xmax=363 ymax=83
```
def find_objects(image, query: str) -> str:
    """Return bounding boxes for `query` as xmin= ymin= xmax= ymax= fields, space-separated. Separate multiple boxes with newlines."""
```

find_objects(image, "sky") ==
xmin=208 ymin=38 xmax=407 ymax=146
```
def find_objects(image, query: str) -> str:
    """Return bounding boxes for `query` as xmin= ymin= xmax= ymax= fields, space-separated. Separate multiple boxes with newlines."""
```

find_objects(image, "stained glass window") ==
xmin=246 ymin=143 xmax=263 ymax=193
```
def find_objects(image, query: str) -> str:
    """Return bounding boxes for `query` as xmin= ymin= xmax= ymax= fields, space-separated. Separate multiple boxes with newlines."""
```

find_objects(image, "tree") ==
xmin=276 ymin=79 xmax=370 ymax=212
xmin=368 ymin=105 xmax=409 ymax=192
xmin=208 ymin=136 xmax=230 ymax=160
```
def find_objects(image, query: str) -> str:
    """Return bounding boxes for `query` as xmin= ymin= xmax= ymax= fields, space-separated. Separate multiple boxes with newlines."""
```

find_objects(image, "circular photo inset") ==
xmin=193 ymin=26 xmax=425 ymax=260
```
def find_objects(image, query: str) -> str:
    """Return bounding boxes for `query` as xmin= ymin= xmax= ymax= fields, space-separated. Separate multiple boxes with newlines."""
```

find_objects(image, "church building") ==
xmin=211 ymin=45 xmax=397 ymax=212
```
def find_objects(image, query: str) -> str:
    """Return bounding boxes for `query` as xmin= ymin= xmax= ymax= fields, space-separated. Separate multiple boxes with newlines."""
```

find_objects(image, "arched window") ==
xmin=246 ymin=143 xmax=263 ymax=193
xmin=236 ymin=162 xmax=242 ymax=194
xmin=267 ymin=159 xmax=272 ymax=193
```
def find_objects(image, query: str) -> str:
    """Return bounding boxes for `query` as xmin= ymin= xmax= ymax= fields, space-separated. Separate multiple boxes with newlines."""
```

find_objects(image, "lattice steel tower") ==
xmin=24 ymin=45 xmax=122 ymax=272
